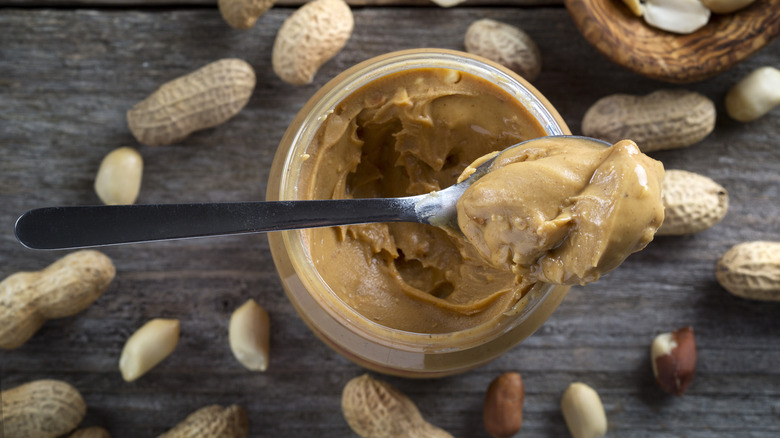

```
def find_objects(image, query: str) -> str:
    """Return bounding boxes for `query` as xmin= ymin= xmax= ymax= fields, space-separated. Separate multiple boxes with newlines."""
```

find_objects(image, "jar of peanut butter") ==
xmin=267 ymin=49 xmax=571 ymax=377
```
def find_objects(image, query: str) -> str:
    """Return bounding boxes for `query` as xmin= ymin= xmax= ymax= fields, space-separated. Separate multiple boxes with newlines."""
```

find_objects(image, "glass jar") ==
xmin=267 ymin=49 xmax=571 ymax=378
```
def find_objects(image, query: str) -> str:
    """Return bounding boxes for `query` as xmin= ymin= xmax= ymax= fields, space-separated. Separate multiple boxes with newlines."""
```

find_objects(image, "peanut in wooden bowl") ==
xmin=564 ymin=0 xmax=780 ymax=83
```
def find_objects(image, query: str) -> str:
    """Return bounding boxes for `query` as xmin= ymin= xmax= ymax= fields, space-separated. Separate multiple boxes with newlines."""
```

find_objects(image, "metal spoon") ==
xmin=14 ymin=136 xmax=608 ymax=250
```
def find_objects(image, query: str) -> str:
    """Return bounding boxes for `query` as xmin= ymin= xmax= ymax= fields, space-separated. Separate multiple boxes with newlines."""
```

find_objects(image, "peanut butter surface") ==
xmin=300 ymin=68 xmax=663 ymax=334
xmin=457 ymin=137 xmax=665 ymax=285
xmin=301 ymin=68 xmax=545 ymax=333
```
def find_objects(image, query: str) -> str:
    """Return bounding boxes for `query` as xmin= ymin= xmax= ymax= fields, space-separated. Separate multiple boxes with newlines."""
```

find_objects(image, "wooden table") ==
xmin=1 ymin=1 xmax=778 ymax=436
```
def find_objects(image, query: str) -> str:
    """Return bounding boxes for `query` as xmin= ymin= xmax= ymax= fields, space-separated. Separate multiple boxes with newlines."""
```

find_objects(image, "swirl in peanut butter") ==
xmin=301 ymin=68 xmax=545 ymax=333
xmin=300 ymin=68 xmax=664 ymax=334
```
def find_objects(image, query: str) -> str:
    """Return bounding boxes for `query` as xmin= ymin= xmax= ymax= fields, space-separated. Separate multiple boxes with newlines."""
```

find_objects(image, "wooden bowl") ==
xmin=564 ymin=0 xmax=780 ymax=83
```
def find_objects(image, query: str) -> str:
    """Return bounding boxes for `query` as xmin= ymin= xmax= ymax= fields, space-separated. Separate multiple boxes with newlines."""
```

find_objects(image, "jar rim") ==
xmin=275 ymin=48 xmax=568 ymax=354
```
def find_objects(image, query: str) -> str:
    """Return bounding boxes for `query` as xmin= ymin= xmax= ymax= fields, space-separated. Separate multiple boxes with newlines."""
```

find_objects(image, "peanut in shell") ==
xmin=272 ymin=0 xmax=353 ymax=86
xmin=0 ymin=250 xmax=115 ymax=349
xmin=582 ymin=89 xmax=715 ymax=153
xmin=657 ymin=169 xmax=728 ymax=236
xmin=341 ymin=374 xmax=452 ymax=438
xmin=127 ymin=58 xmax=256 ymax=146
xmin=716 ymin=241 xmax=780 ymax=301
xmin=219 ymin=0 xmax=275 ymax=29
xmin=158 ymin=405 xmax=249 ymax=438
xmin=1 ymin=379 xmax=87 ymax=438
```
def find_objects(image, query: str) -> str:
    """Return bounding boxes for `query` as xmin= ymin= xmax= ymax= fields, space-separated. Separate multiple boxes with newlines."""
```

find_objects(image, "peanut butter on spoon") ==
xmin=457 ymin=137 xmax=665 ymax=285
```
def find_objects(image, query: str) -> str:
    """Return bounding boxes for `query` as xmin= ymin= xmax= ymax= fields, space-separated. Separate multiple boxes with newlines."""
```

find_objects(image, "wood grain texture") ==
xmin=0 ymin=0 xmax=563 ymax=6
xmin=1 ymin=6 xmax=779 ymax=437
xmin=565 ymin=0 xmax=780 ymax=83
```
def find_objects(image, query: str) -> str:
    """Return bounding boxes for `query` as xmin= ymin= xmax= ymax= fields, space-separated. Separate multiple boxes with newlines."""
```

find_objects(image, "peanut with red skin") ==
xmin=652 ymin=326 xmax=697 ymax=396
xmin=483 ymin=372 xmax=524 ymax=438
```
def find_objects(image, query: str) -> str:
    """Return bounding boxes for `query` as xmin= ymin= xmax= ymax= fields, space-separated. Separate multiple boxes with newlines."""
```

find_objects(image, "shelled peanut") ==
xmin=0 ymin=250 xmax=115 ymax=349
xmin=725 ymin=66 xmax=780 ymax=122
xmin=94 ymin=146 xmax=143 ymax=205
xmin=560 ymin=382 xmax=607 ymax=438
xmin=229 ymin=299 xmax=270 ymax=372
xmin=620 ymin=0 xmax=755 ymax=34
xmin=643 ymin=0 xmax=710 ymax=34
xmin=119 ymin=318 xmax=180 ymax=382
xmin=651 ymin=327 xmax=697 ymax=396
xmin=483 ymin=372 xmax=524 ymax=438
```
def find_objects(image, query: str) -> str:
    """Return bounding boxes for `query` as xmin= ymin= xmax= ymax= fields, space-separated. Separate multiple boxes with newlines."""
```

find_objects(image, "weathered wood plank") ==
xmin=1 ymin=7 xmax=779 ymax=438
xmin=0 ymin=0 xmax=564 ymax=7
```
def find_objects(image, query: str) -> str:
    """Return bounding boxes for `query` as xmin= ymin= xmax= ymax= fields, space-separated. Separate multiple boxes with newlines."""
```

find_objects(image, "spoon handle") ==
xmin=15 ymin=199 xmax=421 ymax=250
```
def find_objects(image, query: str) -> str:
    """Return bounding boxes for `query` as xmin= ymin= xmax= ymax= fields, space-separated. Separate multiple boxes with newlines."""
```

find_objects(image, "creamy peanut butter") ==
xmin=457 ymin=137 xmax=665 ymax=285
xmin=301 ymin=68 xmax=545 ymax=333
xmin=299 ymin=67 xmax=664 ymax=334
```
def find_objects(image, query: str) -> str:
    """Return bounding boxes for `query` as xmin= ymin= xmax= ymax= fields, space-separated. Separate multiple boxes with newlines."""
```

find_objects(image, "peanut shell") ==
xmin=219 ymin=0 xmax=275 ymax=29
xmin=158 ymin=405 xmax=249 ymax=438
xmin=272 ymin=0 xmax=353 ymax=86
xmin=464 ymin=19 xmax=541 ymax=81
xmin=127 ymin=58 xmax=256 ymax=146
xmin=716 ymin=241 xmax=780 ymax=301
xmin=657 ymin=169 xmax=728 ymax=236
xmin=0 ymin=250 xmax=115 ymax=349
xmin=1 ymin=379 xmax=86 ymax=438
xmin=582 ymin=90 xmax=715 ymax=153
xmin=342 ymin=374 xmax=452 ymax=438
